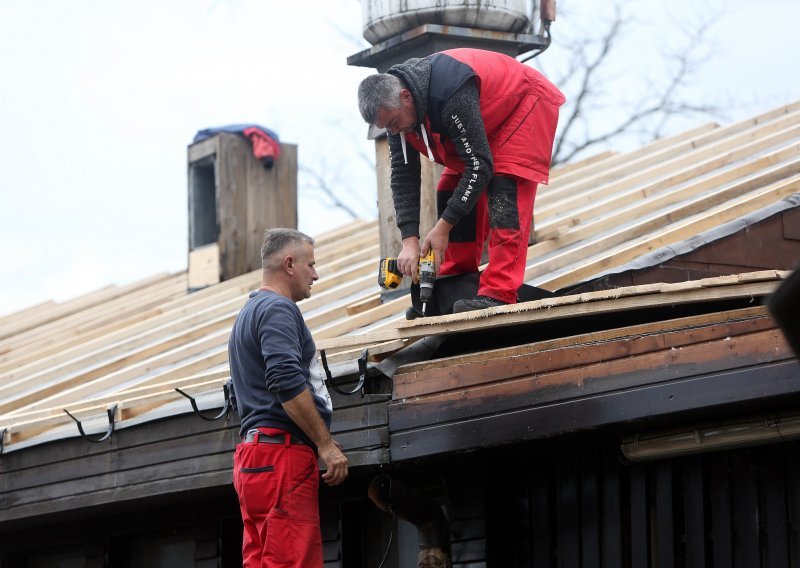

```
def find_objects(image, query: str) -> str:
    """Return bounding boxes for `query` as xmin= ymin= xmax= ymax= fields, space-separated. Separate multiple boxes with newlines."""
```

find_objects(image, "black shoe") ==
xmin=452 ymin=295 xmax=508 ymax=313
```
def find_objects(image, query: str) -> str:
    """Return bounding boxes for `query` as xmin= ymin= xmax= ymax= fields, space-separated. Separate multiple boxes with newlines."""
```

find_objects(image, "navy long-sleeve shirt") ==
xmin=228 ymin=290 xmax=331 ymax=446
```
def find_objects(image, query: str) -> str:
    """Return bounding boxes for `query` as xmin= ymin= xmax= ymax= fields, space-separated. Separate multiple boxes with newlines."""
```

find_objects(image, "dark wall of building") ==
xmin=351 ymin=435 xmax=800 ymax=568
xmin=3 ymin=435 xmax=800 ymax=567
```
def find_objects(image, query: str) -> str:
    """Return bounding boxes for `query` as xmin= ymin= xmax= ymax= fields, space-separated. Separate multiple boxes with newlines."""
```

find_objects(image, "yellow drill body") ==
xmin=378 ymin=250 xmax=436 ymax=315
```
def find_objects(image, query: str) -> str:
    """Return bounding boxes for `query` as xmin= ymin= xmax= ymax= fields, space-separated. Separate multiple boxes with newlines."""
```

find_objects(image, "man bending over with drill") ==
xmin=358 ymin=48 xmax=565 ymax=312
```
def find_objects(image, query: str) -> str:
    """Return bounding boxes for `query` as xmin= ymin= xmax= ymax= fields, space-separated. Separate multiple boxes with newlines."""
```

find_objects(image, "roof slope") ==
xmin=1 ymin=101 xmax=798 ymax=454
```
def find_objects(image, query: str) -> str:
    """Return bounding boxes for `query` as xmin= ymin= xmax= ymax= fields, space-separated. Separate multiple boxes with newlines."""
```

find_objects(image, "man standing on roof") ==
xmin=228 ymin=228 xmax=348 ymax=568
xmin=358 ymin=48 xmax=565 ymax=312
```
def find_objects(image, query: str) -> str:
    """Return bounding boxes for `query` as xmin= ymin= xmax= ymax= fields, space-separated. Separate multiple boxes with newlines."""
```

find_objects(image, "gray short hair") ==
xmin=261 ymin=228 xmax=314 ymax=270
xmin=358 ymin=74 xmax=403 ymax=124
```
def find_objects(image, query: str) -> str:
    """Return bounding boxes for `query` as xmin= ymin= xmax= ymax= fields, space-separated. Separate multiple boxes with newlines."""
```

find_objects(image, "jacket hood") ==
xmin=387 ymin=57 xmax=431 ymax=128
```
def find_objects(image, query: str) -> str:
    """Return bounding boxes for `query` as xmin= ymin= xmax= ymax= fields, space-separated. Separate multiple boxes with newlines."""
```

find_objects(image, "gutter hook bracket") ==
xmin=175 ymin=383 xmax=231 ymax=422
xmin=320 ymin=349 xmax=367 ymax=397
xmin=64 ymin=404 xmax=117 ymax=443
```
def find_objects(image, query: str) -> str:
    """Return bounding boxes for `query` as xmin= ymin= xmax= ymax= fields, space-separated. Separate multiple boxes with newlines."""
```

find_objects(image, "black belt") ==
xmin=244 ymin=430 xmax=307 ymax=445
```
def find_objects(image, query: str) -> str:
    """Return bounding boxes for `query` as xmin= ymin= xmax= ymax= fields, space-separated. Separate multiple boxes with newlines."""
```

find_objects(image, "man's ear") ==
xmin=400 ymin=88 xmax=412 ymax=103
xmin=283 ymin=254 xmax=294 ymax=274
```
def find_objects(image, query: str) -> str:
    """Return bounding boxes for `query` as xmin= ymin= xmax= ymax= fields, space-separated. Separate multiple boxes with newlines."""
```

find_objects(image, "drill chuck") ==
xmin=418 ymin=249 xmax=436 ymax=308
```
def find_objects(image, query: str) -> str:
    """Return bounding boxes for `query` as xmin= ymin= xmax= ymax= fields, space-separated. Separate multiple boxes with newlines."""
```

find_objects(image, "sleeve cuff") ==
xmin=398 ymin=221 xmax=420 ymax=240
xmin=276 ymin=383 xmax=309 ymax=404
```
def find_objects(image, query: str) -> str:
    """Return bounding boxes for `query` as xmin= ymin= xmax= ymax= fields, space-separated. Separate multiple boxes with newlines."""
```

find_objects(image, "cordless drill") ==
xmin=378 ymin=250 xmax=436 ymax=315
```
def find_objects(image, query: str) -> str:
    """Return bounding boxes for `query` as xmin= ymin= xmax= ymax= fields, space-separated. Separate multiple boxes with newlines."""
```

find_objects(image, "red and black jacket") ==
xmin=387 ymin=48 xmax=565 ymax=239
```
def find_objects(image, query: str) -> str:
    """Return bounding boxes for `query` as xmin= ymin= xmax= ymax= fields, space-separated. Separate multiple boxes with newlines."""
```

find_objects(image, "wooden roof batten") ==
xmin=1 ymin=101 xmax=799 ymax=456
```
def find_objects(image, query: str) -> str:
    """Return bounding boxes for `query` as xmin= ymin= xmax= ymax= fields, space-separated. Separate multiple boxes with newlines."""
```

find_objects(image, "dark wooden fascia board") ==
xmin=393 ymin=314 xmax=777 ymax=399
xmin=389 ymin=359 xmax=800 ymax=461
xmin=390 ymin=328 xmax=794 ymax=432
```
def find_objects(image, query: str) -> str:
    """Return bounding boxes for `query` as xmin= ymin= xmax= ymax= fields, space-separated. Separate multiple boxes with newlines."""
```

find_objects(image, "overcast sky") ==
xmin=1 ymin=0 xmax=798 ymax=317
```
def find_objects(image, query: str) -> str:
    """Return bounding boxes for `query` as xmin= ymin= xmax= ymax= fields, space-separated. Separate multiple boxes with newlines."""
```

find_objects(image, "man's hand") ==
xmin=282 ymin=389 xmax=349 ymax=486
xmin=397 ymin=236 xmax=421 ymax=283
xmin=421 ymin=218 xmax=453 ymax=274
xmin=319 ymin=439 xmax=348 ymax=486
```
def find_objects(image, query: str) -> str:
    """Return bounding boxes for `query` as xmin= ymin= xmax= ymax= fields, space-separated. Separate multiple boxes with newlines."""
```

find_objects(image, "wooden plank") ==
xmin=301 ymin=275 xmax=374 ymax=318
xmin=5 ymin=452 xmax=233 ymax=516
xmin=393 ymin=314 xmax=776 ymax=399
xmin=601 ymin=451 xmax=622 ymax=567
xmin=217 ymin=133 xmax=250 ymax=280
xmin=0 ymin=270 xmax=252 ymax=373
xmin=0 ymin=273 xmax=186 ymax=353
xmin=321 ymin=338 xmax=413 ymax=365
xmin=0 ymin=276 xmax=191 ymax=371
xmin=537 ymin=119 xmax=800 ymax=221
xmin=683 ymin=456 xmax=706 ymax=568
xmin=655 ymin=462 xmax=675 ymax=568
xmin=0 ymin=274 xmax=173 ymax=342
xmin=547 ymin=149 xmax=616 ymax=177
xmin=2 ymin=373 xmax=228 ymax=435
xmin=787 ymin=450 xmax=800 ymax=568
xmin=187 ymin=135 xmax=219 ymax=163
xmin=531 ymin=175 xmax=800 ymax=290
xmin=346 ymin=295 xmax=382 ymax=316
xmin=0 ymin=223 xmax=372 ymax=426
xmin=314 ymin=245 xmax=379 ymax=280
xmin=0 ymin=328 xmax=230 ymax=415
xmin=313 ymin=219 xmax=377 ymax=248
xmin=545 ymin=123 xmax=717 ymax=188
xmin=0 ymin=298 xmax=240 ymax=385
xmin=398 ymin=305 xmax=768 ymax=374
xmin=535 ymin=137 xmax=800 ymax=243
xmin=8 ymin=343 xmax=230 ymax=417
xmin=0 ymin=411 xmax=237 ymax=473
xmin=629 ymin=465 xmax=648 ymax=568
xmin=2 ymin=428 xmax=234 ymax=497
xmin=760 ymin=458 xmax=790 ymax=567
xmin=708 ymin=432 xmax=733 ymax=567
xmin=329 ymin=403 xmax=388 ymax=434
xmin=303 ymin=257 xmax=376 ymax=298
xmin=730 ymin=455 xmax=760 ymax=568
xmin=529 ymin=464 xmax=550 ymax=566
xmin=389 ymin=360 xmax=800 ymax=461
xmin=188 ymin=243 xmax=220 ymax=288
xmin=246 ymin=144 xmax=297 ymax=270
xmin=316 ymin=274 xmax=784 ymax=352
xmin=390 ymin=327 xmax=792 ymax=432
xmin=539 ymin=104 xmax=800 ymax=207
xmin=314 ymin=230 xmax=378 ymax=266
xmin=556 ymin=459 xmax=580 ymax=568
xmin=0 ymin=300 xmax=56 ymax=333
xmin=2 ymin=466 xmax=235 ymax=525
xmin=313 ymin=294 xmax=410 ymax=341
xmin=579 ymin=450 xmax=600 ymax=567
xmin=0 ymin=311 xmax=236 ymax=403
xmin=375 ymin=137 xmax=401 ymax=260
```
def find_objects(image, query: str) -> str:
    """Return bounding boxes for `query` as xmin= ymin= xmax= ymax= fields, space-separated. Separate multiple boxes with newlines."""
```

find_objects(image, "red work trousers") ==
xmin=437 ymin=171 xmax=537 ymax=304
xmin=233 ymin=428 xmax=322 ymax=568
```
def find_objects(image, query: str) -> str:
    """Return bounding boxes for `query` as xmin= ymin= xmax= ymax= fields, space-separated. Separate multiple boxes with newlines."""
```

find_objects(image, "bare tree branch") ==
xmin=299 ymin=164 xmax=361 ymax=219
xmin=551 ymin=6 xmax=623 ymax=164
xmin=549 ymin=3 xmax=723 ymax=166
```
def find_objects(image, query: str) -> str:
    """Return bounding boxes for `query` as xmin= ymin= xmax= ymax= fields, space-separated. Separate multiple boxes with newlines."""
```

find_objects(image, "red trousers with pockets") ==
xmin=437 ymin=170 xmax=537 ymax=304
xmin=233 ymin=428 xmax=322 ymax=568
